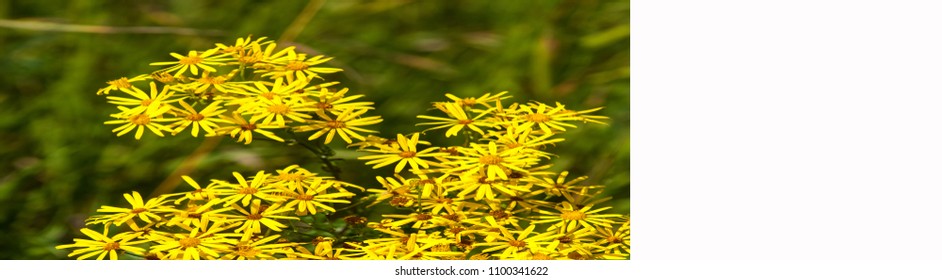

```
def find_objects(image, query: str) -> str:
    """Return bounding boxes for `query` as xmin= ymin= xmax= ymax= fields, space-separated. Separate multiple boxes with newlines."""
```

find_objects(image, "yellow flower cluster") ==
xmin=97 ymin=36 xmax=381 ymax=144
xmin=57 ymin=166 xmax=359 ymax=260
xmin=60 ymin=36 xmax=629 ymax=260
xmin=349 ymin=92 xmax=628 ymax=260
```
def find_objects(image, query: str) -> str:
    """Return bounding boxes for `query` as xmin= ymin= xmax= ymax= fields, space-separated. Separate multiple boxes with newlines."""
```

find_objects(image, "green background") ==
xmin=0 ymin=0 xmax=628 ymax=259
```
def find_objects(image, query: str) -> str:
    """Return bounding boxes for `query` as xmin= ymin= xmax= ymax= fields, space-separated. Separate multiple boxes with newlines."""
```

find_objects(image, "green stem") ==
xmin=286 ymin=130 xmax=343 ymax=180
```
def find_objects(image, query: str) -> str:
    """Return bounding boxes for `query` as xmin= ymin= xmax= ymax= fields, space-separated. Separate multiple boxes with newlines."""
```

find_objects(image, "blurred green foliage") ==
xmin=0 ymin=0 xmax=628 ymax=259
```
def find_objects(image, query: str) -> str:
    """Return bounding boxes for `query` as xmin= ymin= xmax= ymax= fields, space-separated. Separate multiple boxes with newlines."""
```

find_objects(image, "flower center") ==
xmin=129 ymin=114 xmax=151 ymax=125
xmin=567 ymin=252 xmax=586 ymax=260
xmin=240 ymin=123 xmax=257 ymax=131
xmin=457 ymin=119 xmax=474 ymax=125
xmin=561 ymin=210 xmax=587 ymax=220
xmin=325 ymin=120 xmax=345 ymax=128
xmin=297 ymin=194 xmax=313 ymax=201
xmin=260 ymin=92 xmax=276 ymax=100
xmin=479 ymin=155 xmax=502 ymax=165
xmin=179 ymin=55 xmax=203 ymax=65
xmin=489 ymin=210 xmax=509 ymax=220
xmin=267 ymin=104 xmax=291 ymax=114
xmin=531 ymin=253 xmax=552 ymax=260
xmin=140 ymin=99 xmax=154 ymax=107
xmin=246 ymin=213 xmax=263 ymax=220
xmin=415 ymin=213 xmax=433 ymax=221
xmin=526 ymin=113 xmax=551 ymax=123
xmin=314 ymin=102 xmax=333 ymax=110
xmin=108 ymin=78 xmax=131 ymax=89
xmin=179 ymin=237 xmax=201 ymax=248
xmin=199 ymin=76 xmax=226 ymax=85
xmin=131 ymin=208 xmax=148 ymax=214
xmin=103 ymin=242 xmax=121 ymax=251
xmin=398 ymin=151 xmax=417 ymax=158
xmin=607 ymin=236 xmax=624 ymax=244
xmin=508 ymin=240 xmax=527 ymax=248
xmin=186 ymin=114 xmax=205 ymax=121
xmin=285 ymin=61 xmax=309 ymax=71
xmin=460 ymin=98 xmax=477 ymax=106
xmin=238 ymin=187 xmax=258 ymax=194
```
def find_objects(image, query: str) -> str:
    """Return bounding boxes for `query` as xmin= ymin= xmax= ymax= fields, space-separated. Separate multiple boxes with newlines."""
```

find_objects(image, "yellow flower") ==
xmin=104 ymin=102 xmax=176 ymax=140
xmin=532 ymin=201 xmax=622 ymax=233
xmin=248 ymin=96 xmax=314 ymax=127
xmin=357 ymin=133 xmax=446 ymax=174
xmin=366 ymin=175 xmax=415 ymax=207
xmin=149 ymin=222 xmax=235 ymax=260
xmin=446 ymin=141 xmax=539 ymax=180
xmin=215 ymin=113 xmax=285 ymax=144
xmin=230 ymin=78 xmax=306 ymax=109
xmin=309 ymin=87 xmax=375 ymax=115
xmin=382 ymin=212 xmax=438 ymax=229
xmin=530 ymin=171 xmax=601 ymax=200
xmin=219 ymin=234 xmax=299 ymax=260
xmin=264 ymin=51 xmax=343 ymax=82
xmin=163 ymin=175 xmax=219 ymax=204
xmin=302 ymin=108 xmax=383 ymax=144
xmin=507 ymin=102 xmax=582 ymax=135
xmin=216 ymin=171 xmax=280 ymax=207
xmin=227 ymin=200 xmax=298 ymax=240
xmin=444 ymin=91 xmax=509 ymax=108
xmin=96 ymin=74 xmax=149 ymax=95
xmin=474 ymin=225 xmax=560 ymax=259
xmin=278 ymin=176 xmax=354 ymax=215
xmin=164 ymin=200 xmax=229 ymax=231
xmin=56 ymin=227 xmax=147 ymax=260
xmin=105 ymin=81 xmax=179 ymax=109
xmin=417 ymin=102 xmax=494 ymax=137
xmin=168 ymin=100 xmax=228 ymax=137
xmin=150 ymin=49 xmax=229 ymax=77
xmin=447 ymin=173 xmax=532 ymax=201
xmin=594 ymin=218 xmax=630 ymax=257
xmin=94 ymin=191 xmax=170 ymax=230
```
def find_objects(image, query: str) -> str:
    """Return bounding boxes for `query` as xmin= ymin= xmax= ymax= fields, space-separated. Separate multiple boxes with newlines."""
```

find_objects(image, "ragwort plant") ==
xmin=56 ymin=36 xmax=629 ymax=260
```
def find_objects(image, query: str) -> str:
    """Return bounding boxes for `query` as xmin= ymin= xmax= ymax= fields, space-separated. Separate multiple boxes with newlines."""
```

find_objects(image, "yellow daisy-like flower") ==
xmin=219 ymin=234 xmax=299 ymax=260
xmin=357 ymin=133 xmax=446 ymax=174
xmin=417 ymin=102 xmax=494 ymax=137
xmin=508 ymin=102 xmax=588 ymax=135
xmin=446 ymin=141 xmax=539 ymax=180
xmin=93 ymin=191 xmax=170 ymax=230
xmin=163 ymin=175 xmax=219 ymax=204
xmin=447 ymin=173 xmax=532 ymax=201
xmin=532 ymin=201 xmax=622 ymax=233
xmin=168 ymin=100 xmax=228 ymax=137
xmin=215 ymin=113 xmax=285 ymax=144
xmin=227 ymin=200 xmax=298 ymax=240
xmin=594 ymin=218 xmax=630 ymax=257
xmin=149 ymin=222 xmax=235 ymax=260
xmin=96 ymin=74 xmax=149 ymax=95
xmin=105 ymin=81 xmax=178 ymax=109
xmin=278 ymin=176 xmax=354 ymax=215
xmin=230 ymin=78 xmax=305 ymax=109
xmin=104 ymin=102 xmax=176 ymax=140
xmin=264 ymin=51 xmax=343 ymax=82
xmin=150 ymin=49 xmax=229 ymax=77
xmin=309 ymin=87 xmax=374 ymax=115
xmin=164 ymin=200 xmax=229 ymax=231
xmin=216 ymin=171 xmax=280 ymax=206
xmin=248 ymin=96 xmax=314 ymax=127
xmin=56 ymin=227 xmax=147 ymax=260
xmin=474 ymin=225 xmax=560 ymax=259
xmin=444 ymin=91 xmax=509 ymax=108
xmin=303 ymin=108 xmax=383 ymax=144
